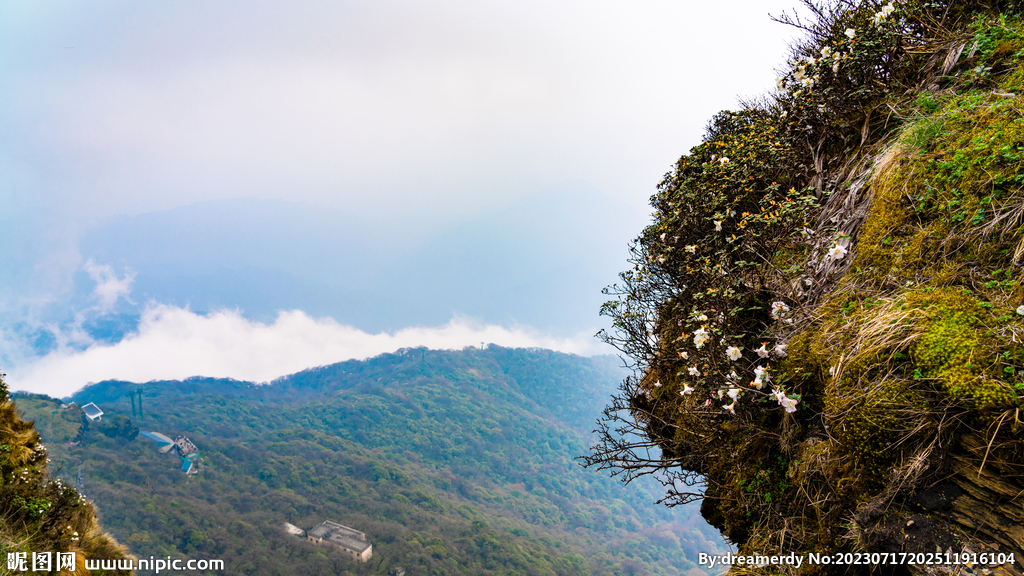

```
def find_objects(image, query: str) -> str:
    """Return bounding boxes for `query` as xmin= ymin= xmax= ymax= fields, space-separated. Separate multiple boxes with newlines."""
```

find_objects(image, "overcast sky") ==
xmin=1 ymin=1 xmax=806 ymax=395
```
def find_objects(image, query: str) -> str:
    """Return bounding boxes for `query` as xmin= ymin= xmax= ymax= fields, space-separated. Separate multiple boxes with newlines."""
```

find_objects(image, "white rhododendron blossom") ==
xmin=772 ymin=389 xmax=799 ymax=413
xmin=754 ymin=365 xmax=768 ymax=381
xmin=774 ymin=343 xmax=788 ymax=357
xmin=726 ymin=346 xmax=742 ymax=361
xmin=780 ymin=396 xmax=799 ymax=413
xmin=770 ymin=301 xmax=790 ymax=319
xmin=845 ymin=28 xmax=856 ymax=38
xmin=685 ymin=245 xmax=697 ymax=253
xmin=714 ymin=220 xmax=723 ymax=232
xmin=727 ymin=388 xmax=741 ymax=401
xmin=723 ymin=402 xmax=736 ymax=414
xmin=827 ymin=242 xmax=848 ymax=259
xmin=693 ymin=327 xmax=709 ymax=349
xmin=679 ymin=351 xmax=689 ymax=359
xmin=872 ymin=3 xmax=895 ymax=24
xmin=755 ymin=343 xmax=769 ymax=358
xmin=682 ymin=385 xmax=694 ymax=396
xmin=688 ymin=366 xmax=700 ymax=376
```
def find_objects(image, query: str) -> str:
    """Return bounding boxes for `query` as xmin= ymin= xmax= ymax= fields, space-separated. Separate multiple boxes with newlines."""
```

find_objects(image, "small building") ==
xmin=81 ymin=403 xmax=104 ymax=421
xmin=139 ymin=431 xmax=176 ymax=453
xmin=307 ymin=521 xmax=372 ymax=562
xmin=180 ymin=459 xmax=199 ymax=475
xmin=174 ymin=436 xmax=198 ymax=458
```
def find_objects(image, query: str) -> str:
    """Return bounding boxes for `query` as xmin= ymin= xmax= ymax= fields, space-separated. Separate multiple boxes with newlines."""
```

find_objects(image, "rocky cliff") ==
xmin=586 ymin=2 xmax=1024 ymax=574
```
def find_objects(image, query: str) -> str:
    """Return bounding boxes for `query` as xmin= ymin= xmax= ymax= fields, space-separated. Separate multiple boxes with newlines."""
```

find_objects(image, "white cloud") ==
xmin=8 ymin=304 xmax=605 ymax=398
xmin=83 ymin=259 xmax=135 ymax=312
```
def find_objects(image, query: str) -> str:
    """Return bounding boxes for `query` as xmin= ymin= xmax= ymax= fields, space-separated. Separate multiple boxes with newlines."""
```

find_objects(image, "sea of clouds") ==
xmin=9 ymin=302 xmax=601 ymax=399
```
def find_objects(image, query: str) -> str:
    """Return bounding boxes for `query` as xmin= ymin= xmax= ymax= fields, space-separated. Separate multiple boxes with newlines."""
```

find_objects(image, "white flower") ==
xmin=698 ymin=314 xmax=708 ymax=321
xmin=727 ymin=370 xmax=739 ymax=381
xmin=845 ymin=28 xmax=856 ymax=38
xmin=777 ymin=77 xmax=786 ymax=90
xmin=714 ymin=220 xmax=723 ymax=232
xmin=657 ymin=255 xmax=665 ymax=264
xmin=820 ymin=46 xmax=833 ymax=59
xmin=717 ymin=389 xmax=725 ymax=399
xmin=685 ymin=245 xmax=697 ymax=253
xmin=726 ymin=346 xmax=742 ymax=361
xmin=688 ymin=366 xmax=700 ymax=376
xmin=693 ymin=327 xmax=709 ymax=349
xmin=770 ymin=301 xmax=790 ymax=319
xmin=832 ymin=60 xmax=841 ymax=74
xmin=682 ymin=385 xmax=694 ymax=396
xmin=754 ymin=365 xmax=768 ymax=381
xmin=653 ymin=380 xmax=662 ymax=388
xmin=679 ymin=351 xmax=689 ymax=360
xmin=827 ymin=242 xmax=848 ymax=259
xmin=719 ymin=157 xmax=729 ymax=164
xmin=727 ymin=387 xmax=741 ymax=401
xmin=1016 ymin=305 xmax=1024 ymax=316
xmin=751 ymin=377 xmax=764 ymax=390
xmin=774 ymin=343 xmax=788 ymax=358
xmin=780 ymin=395 xmax=799 ymax=413
xmin=723 ymin=402 xmax=736 ymax=414
xmin=872 ymin=3 xmax=895 ymax=24
xmin=660 ymin=233 xmax=667 ymax=241
xmin=755 ymin=343 xmax=769 ymax=359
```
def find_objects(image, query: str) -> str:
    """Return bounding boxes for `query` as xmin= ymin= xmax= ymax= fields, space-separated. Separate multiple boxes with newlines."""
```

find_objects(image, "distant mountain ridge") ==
xmin=72 ymin=189 xmax=644 ymax=334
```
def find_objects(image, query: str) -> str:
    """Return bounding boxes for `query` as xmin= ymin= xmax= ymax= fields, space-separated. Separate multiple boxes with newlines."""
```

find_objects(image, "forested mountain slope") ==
xmin=15 ymin=347 xmax=723 ymax=575
xmin=585 ymin=1 xmax=1024 ymax=574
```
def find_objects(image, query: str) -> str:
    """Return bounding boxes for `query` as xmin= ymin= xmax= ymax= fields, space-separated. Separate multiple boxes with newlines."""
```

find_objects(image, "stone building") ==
xmin=306 ymin=521 xmax=372 ymax=562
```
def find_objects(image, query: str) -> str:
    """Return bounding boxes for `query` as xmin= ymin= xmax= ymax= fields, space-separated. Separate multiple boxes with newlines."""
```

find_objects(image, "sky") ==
xmin=0 ymin=1 xmax=807 ymax=397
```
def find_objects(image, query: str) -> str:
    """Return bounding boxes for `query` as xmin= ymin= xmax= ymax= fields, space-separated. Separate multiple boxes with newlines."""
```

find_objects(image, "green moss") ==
xmin=909 ymin=291 xmax=1019 ymax=411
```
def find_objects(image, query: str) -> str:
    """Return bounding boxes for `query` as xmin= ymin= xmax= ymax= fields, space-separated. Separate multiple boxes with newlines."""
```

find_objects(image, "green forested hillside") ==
xmin=15 ymin=347 xmax=723 ymax=575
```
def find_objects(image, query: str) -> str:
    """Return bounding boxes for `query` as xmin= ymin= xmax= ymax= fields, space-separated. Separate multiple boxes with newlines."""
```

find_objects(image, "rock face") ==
xmin=586 ymin=2 xmax=1024 ymax=573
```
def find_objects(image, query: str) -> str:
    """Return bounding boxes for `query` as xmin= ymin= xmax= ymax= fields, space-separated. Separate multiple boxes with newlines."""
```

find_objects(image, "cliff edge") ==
xmin=586 ymin=2 xmax=1024 ymax=574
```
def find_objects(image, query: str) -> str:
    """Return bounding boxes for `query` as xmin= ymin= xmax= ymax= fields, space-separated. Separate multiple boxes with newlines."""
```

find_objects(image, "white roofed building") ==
xmin=81 ymin=403 xmax=104 ymax=421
